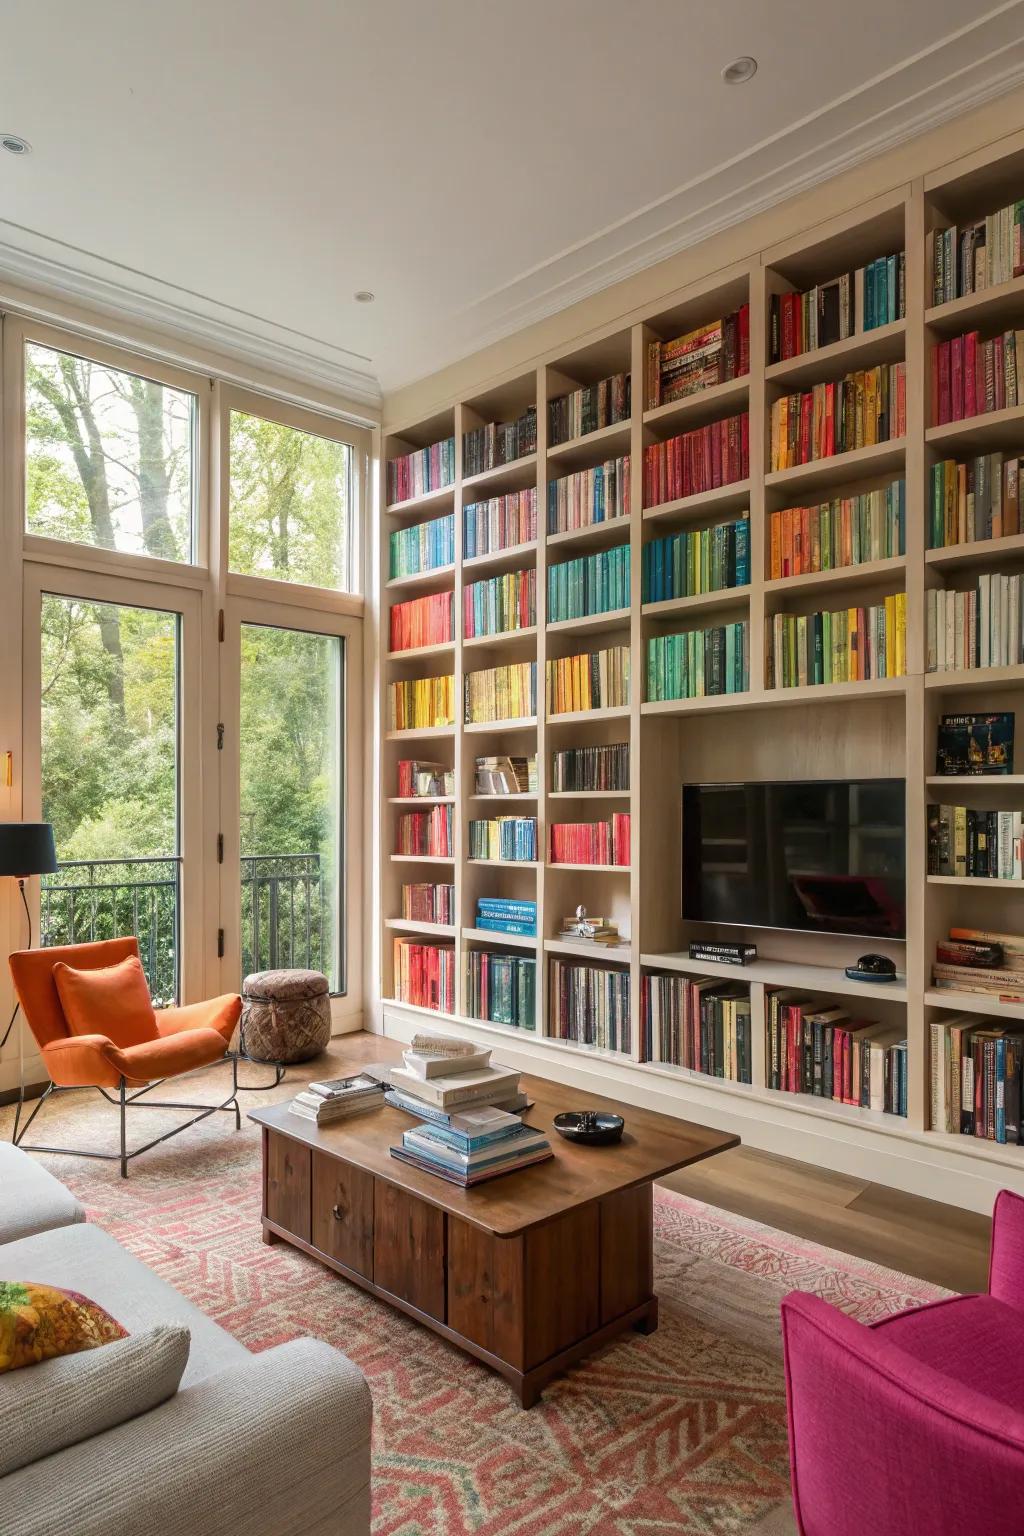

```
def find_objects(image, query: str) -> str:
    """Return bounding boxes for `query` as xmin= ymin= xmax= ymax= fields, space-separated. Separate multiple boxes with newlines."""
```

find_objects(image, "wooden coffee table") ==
xmin=250 ymin=1078 xmax=737 ymax=1406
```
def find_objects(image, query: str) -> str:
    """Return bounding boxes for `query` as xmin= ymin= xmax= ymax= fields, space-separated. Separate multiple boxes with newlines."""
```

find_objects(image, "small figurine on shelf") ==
xmin=571 ymin=904 xmax=598 ymax=940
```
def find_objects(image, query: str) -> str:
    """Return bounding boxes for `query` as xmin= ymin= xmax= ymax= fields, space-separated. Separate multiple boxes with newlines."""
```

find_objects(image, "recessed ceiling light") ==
xmin=1 ymin=134 xmax=31 ymax=156
xmin=722 ymin=56 xmax=757 ymax=85
xmin=354 ymin=290 xmax=375 ymax=304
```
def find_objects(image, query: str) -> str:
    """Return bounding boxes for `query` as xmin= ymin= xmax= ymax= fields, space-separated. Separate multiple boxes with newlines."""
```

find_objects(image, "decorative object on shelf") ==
xmin=0 ymin=820 xmax=58 ymax=1050
xmin=935 ymin=713 xmax=1014 ymax=776
xmin=552 ymin=1110 xmax=625 ymax=1146
xmin=844 ymin=953 xmax=898 ymax=984
xmin=688 ymin=941 xmax=757 ymax=967
xmin=557 ymin=911 xmax=623 ymax=947
xmin=240 ymin=968 xmax=331 ymax=1065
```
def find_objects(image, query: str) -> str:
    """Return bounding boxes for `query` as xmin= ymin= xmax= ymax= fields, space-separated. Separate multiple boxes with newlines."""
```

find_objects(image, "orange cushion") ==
xmin=53 ymin=955 xmax=158 ymax=1049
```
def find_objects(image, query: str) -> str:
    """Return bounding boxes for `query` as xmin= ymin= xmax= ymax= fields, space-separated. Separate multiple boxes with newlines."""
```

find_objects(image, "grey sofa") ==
xmin=0 ymin=1144 xmax=372 ymax=1536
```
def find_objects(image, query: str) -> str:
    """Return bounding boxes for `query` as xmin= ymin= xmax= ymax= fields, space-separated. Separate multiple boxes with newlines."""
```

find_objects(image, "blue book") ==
xmin=475 ymin=917 xmax=537 ymax=935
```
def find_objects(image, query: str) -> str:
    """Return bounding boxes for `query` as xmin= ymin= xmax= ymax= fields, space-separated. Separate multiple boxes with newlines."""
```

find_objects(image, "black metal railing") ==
xmin=41 ymin=851 xmax=326 ymax=1002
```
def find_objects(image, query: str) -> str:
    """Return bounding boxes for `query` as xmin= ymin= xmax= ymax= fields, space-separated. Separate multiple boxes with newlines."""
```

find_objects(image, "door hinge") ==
xmin=216 ymin=723 xmax=224 ymax=751
xmin=217 ymin=833 xmax=224 ymax=864
xmin=218 ymin=608 xmax=225 ymax=642
xmin=217 ymin=928 xmax=225 ymax=959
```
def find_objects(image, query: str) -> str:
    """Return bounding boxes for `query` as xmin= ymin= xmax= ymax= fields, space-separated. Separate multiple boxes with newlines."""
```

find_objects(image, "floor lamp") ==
xmin=0 ymin=823 xmax=58 ymax=1136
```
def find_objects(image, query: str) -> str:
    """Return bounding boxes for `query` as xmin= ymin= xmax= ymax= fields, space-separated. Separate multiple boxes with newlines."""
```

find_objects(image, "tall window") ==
xmin=229 ymin=410 xmax=353 ymax=589
xmin=25 ymin=343 xmax=196 ymax=562
xmin=39 ymin=596 xmax=181 ymax=1003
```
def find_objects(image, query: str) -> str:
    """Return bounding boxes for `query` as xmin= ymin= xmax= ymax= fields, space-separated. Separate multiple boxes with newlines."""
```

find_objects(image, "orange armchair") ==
xmin=9 ymin=937 xmax=242 ymax=1177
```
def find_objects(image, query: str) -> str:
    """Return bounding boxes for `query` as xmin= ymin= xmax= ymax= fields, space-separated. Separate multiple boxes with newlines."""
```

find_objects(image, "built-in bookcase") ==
xmin=379 ymin=135 xmax=1024 ymax=1208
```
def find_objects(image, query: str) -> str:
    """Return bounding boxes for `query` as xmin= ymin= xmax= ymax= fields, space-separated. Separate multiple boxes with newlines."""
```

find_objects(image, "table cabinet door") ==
xmin=265 ymin=1132 xmax=311 ymax=1242
xmin=312 ymin=1151 xmax=374 ymax=1279
xmin=373 ymin=1180 xmax=446 ymax=1321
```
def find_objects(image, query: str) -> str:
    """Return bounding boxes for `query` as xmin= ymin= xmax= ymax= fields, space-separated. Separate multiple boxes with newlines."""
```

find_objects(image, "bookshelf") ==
xmin=378 ymin=141 xmax=1024 ymax=1212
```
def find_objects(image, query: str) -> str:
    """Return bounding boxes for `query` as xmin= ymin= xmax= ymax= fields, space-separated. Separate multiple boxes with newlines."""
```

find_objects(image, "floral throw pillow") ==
xmin=0 ymin=1281 xmax=127 ymax=1373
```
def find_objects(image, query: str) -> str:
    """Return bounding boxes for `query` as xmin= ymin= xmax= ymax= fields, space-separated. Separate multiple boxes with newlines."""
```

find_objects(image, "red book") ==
xmin=964 ymin=330 xmax=978 ymax=418
xmin=938 ymin=342 xmax=951 ymax=425
xmin=950 ymin=335 xmax=963 ymax=421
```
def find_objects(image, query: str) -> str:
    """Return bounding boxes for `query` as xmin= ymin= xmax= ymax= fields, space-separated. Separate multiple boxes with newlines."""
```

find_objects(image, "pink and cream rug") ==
xmin=4 ymin=1076 xmax=947 ymax=1534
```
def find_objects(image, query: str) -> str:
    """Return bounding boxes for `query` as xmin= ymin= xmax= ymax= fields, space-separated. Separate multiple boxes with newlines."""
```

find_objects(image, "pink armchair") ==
xmin=782 ymin=1189 xmax=1024 ymax=1536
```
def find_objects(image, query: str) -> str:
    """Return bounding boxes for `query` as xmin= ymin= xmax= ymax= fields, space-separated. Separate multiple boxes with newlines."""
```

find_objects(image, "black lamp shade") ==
xmin=0 ymin=823 xmax=58 ymax=878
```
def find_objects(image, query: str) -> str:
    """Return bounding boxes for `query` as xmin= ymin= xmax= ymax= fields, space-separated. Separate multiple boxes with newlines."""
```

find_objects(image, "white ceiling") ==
xmin=2 ymin=1 xmax=1024 ymax=405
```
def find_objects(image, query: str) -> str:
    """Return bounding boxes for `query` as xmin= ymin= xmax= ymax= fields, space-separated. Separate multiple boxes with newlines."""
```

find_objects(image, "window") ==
xmin=228 ymin=409 xmax=353 ymax=590
xmin=39 ymin=595 xmax=181 ymax=1003
xmin=25 ymin=342 xmax=196 ymax=562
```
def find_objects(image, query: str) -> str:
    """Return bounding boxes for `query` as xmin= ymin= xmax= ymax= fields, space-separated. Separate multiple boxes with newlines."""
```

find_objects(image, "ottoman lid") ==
xmin=243 ymin=968 xmax=330 ymax=1001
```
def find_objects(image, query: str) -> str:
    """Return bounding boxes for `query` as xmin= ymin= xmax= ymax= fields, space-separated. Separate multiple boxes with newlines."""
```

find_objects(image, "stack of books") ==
xmin=642 ymin=516 xmax=750 ymax=603
xmin=930 ymin=454 xmax=1022 ymax=547
xmin=385 ymin=1036 xmax=531 ymax=1125
xmin=642 ymin=413 xmax=749 ymax=507
xmin=769 ymin=364 xmax=906 ymax=470
xmin=768 ymin=597 xmax=906 ymax=688
xmin=551 ymin=742 xmax=629 ymax=793
xmin=549 ymin=815 xmax=630 ymax=866
xmin=926 ymin=573 xmax=1024 ymax=672
xmin=546 ymin=646 xmax=630 ymax=714
xmin=464 ymin=408 xmax=537 ymax=476
xmin=768 ymin=481 xmax=905 ymax=579
xmin=397 ymin=759 xmax=454 ymax=797
xmin=931 ymin=329 xmax=1024 ymax=424
xmin=393 ymin=1105 xmax=552 ymax=1186
xmin=289 ymin=1073 xmax=386 ymax=1125
xmin=468 ymin=816 xmax=537 ymax=862
xmin=930 ymin=200 xmax=1024 ymax=304
xmin=475 ymin=897 xmax=536 ymax=936
xmin=642 ymin=972 xmax=752 ymax=1082
xmin=557 ymin=914 xmax=622 ymax=946
xmin=548 ymin=372 xmax=630 ymax=445
xmin=932 ymin=926 xmax=1024 ymax=1004
xmin=464 ymin=950 xmax=537 ymax=1030
xmin=463 ymin=569 xmax=535 ymax=638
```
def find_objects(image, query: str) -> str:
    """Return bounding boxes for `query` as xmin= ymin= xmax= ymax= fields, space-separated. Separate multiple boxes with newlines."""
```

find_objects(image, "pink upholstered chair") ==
xmin=782 ymin=1189 xmax=1024 ymax=1536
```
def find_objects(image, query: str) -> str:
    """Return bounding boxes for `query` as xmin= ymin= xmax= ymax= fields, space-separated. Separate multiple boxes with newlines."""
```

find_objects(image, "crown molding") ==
xmin=386 ymin=7 xmax=1024 ymax=390
xmin=0 ymin=225 xmax=382 ymax=408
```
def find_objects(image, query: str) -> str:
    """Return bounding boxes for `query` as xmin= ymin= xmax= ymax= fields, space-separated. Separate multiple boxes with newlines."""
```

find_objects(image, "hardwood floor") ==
xmin=325 ymin=1032 xmax=992 ymax=1294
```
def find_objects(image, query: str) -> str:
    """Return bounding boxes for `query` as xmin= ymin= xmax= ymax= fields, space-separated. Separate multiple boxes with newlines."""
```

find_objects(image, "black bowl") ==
xmin=553 ymin=1111 xmax=625 ymax=1146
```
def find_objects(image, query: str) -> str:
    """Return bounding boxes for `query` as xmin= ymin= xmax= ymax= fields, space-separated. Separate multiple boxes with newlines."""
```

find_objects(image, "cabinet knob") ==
xmin=332 ymin=1203 xmax=345 ymax=1221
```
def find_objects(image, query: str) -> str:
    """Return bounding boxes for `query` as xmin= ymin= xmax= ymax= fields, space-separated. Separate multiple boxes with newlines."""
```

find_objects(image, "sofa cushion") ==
xmin=54 ymin=954 xmax=158 ymax=1047
xmin=0 ymin=1224 xmax=248 ymax=1387
xmin=0 ymin=1143 xmax=84 ymax=1244
xmin=0 ymin=1322 xmax=189 ymax=1476
xmin=872 ymin=1292 xmax=1024 ymax=1413
xmin=0 ymin=1279 xmax=126 ymax=1372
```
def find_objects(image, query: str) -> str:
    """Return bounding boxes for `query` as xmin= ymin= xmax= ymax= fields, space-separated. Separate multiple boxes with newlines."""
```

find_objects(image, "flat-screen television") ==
xmin=682 ymin=779 xmax=906 ymax=939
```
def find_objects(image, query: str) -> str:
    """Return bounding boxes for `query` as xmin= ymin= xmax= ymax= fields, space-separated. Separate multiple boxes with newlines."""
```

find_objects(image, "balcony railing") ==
xmin=41 ymin=852 xmax=327 ymax=1003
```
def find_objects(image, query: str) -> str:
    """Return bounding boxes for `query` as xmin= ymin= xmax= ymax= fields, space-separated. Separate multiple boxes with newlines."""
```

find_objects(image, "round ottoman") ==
xmin=240 ymin=969 xmax=331 ymax=1064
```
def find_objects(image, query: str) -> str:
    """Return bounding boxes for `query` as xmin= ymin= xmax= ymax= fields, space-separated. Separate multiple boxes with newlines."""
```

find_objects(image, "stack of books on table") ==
xmin=289 ymin=1073 xmax=386 ymax=1125
xmin=393 ymin=1107 xmax=553 ymax=1187
xmin=383 ymin=1033 xmax=531 ymax=1129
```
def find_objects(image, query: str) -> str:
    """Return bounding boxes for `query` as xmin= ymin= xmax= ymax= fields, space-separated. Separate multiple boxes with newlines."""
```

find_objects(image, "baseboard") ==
xmin=0 ymin=1080 xmax=47 ymax=1108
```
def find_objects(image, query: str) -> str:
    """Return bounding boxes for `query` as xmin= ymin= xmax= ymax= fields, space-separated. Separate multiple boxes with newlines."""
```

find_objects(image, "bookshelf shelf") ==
xmin=462 ymin=541 xmax=538 ymax=574
xmin=764 ymin=439 xmax=906 ymax=499
xmin=462 ymin=927 xmax=538 ymax=950
xmin=547 ymin=419 xmax=631 ymax=469
xmin=547 ymin=607 xmax=632 ymax=638
xmin=642 ymin=479 xmax=751 ymax=526
xmin=386 ymin=640 xmax=455 ymax=661
xmin=390 ymin=854 xmax=455 ymax=865
xmin=925 ymin=404 xmax=1024 ymax=455
xmin=385 ymin=919 xmax=456 ymax=936
xmin=765 ymin=319 xmax=907 ymax=390
xmin=378 ymin=147 xmax=1024 ymax=1214
xmin=642 ymin=375 xmax=749 ymax=434
xmin=642 ymin=586 xmax=751 ymax=620
xmin=387 ymin=795 xmax=455 ymax=805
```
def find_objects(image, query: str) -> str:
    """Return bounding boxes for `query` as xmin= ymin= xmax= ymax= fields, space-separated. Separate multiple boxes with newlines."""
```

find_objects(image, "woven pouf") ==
xmin=240 ymin=968 xmax=331 ymax=1064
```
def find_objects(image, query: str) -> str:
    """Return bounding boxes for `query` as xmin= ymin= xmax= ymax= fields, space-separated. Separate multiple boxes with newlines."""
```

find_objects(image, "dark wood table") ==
xmin=250 ymin=1077 xmax=737 ymax=1406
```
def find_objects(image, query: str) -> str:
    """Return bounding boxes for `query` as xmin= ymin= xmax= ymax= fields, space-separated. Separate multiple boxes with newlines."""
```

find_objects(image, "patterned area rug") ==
xmin=2 ymin=1070 xmax=947 ymax=1535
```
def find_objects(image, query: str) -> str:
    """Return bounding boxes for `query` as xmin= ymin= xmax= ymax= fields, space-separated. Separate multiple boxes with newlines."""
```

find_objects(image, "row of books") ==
xmin=395 ymin=806 xmax=452 ymax=858
xmin=547 ymin=457 xmax=630 ymax=534
xmin=766 ymin=992 xmax=907 ymax=1115
xmin=928 ymin=805 xmax=1024 ymax=881
xmin=768 ymin=253 xmax=905 ymax=363
xmin=551 ymin=742 xmax=628 ymax=793
xmin=549 ymin=959 xmax=630 ymax=1053
xmin=925 ymin=573 xmax=1024 ymax=672
xmin=548 ymin=372 xmax=630 ymax=445
xmin=767 ymin=481 xmax=905 ymax=580
xmin=397 ymin=759 xmax=453 ymax=798
xmin=930 ymin=1016 xmax=1024 ymax=1144
xmin=641 ymin=516 xmax=750 ymax=603
xmin=546 ymin=646 xmax=629 ymax=714
xmin=641 ymin=973 xmax=752 ymax=1082
xmin=392 ymin=938 xmax=456 ymax=1012
xmin=463 ymin=407 xmax=537 ymax=477
xmin=464 ymin=661 xmax=537 ymax=723
xmin=463 ymin=488 xmax=538 ymax=559
xmin=463 ymin=569 xmax=535 ymax=638
xmin=643 ymin=413 xmax=749 ymax=508
xmin=464 ymin=951 xmax=537 ymax=1030
xmin=931 ymin=329 xmax=1024 ymax=425
xmin=767 ymin=597 xmax=907 ymax=689
xmin=549 ymin=814 xmax=630 ymax=867
xmin=645 ymin=624 xmax=749 ymax=701
xmin=548 ymin=545 xmax=630 ymax=622
xmin=389 ymin=675 xmax=454 ymax=732
xmin=389 ymin=513 xmax=455 ymax=580
xmin=930 ymin=454 xmax=1024 ymax=548
xmin=387 ymin=437 xmax=455 ymax=505
xmin=389 ymin=591 xmax=453 ymax=653
xmin=929 ymin=202 xmax=1024 ymax=305
xmin=474 ymin=897 xmax=537 ymax=936
xmin=644 ymin=306 xmax=750 ymax=410
xmin=474 ymin=754 xmax=536 ymax=794
xmin=400 ymin=882 xmax=454 ymax=924
xmin=468 ymin=816 xmax=537 ymax=862
xmin=935 ymin=712 xmax=1014 ymax=777
xmin=769 ymin=363 xmax=907 ymax=471
xmin=932 ymin=925 xmax=1024 ymax=1005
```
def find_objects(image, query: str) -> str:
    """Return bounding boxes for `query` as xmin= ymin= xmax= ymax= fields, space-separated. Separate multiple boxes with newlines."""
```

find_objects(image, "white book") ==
xmin=402 ymin=1047 xmax=491 ymax=1079
xmin=388 ymin=1062 xmax=520 ymax=1108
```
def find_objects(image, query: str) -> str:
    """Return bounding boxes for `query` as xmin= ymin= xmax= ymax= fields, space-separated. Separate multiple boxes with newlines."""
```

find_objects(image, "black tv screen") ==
xmin=682 ymin=779 xmax=906 ymax=939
